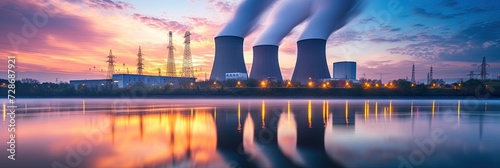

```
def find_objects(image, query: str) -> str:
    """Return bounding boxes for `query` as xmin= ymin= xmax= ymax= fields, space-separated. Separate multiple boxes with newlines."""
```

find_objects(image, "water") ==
xmin=1 ymin=99 xmax=499 ymax=168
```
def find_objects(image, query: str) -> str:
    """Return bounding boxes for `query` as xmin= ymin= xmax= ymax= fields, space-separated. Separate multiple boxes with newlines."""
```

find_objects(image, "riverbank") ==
xmin=11 ymin=87 xmax=500 ymax=99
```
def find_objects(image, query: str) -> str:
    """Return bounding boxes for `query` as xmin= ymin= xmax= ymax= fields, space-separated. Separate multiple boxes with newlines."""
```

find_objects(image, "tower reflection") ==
xmin=243 ymin=113 xmax=272 ymax=168
xmin=277 ymin=112 xmax=305 ymax=166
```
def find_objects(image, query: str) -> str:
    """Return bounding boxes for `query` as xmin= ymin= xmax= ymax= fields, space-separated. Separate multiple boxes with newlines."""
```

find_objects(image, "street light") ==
xmin=261 ymin=81 xmax=267 ymax=88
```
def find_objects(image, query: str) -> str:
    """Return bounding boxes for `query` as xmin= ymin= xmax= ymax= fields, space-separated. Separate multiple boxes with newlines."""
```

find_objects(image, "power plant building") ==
xmin=71 ymin=74 xmax=195 ymax=89
xmin=112 ymin=74 xmax=195 ymax=88
xmin=225 ymin=72 xmax=248 ymax=80
xmin=332 ymin=61 xmax=356 ymax=80
xmin=70 ymin=79 xmax=114 ymax=89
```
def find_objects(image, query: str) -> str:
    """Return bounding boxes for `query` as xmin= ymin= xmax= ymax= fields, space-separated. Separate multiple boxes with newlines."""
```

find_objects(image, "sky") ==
xmin=0 ymin=0 xmax=499 ymax=83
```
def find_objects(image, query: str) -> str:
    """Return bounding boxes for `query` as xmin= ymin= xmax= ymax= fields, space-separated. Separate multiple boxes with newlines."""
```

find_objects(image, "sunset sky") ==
xmin=1 ymin=0 xmax=499 ymax=83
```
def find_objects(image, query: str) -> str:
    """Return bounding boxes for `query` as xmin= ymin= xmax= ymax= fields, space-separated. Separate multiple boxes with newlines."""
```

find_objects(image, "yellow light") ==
xmin=322 ymin=83 xmax=327 ymax=88
xmin=238 ymin=102 xmax=241 ymax=131
xmin=287 ymin=100 xmax=291 ymax=124
xmin=433 ymin=83 xmax=436 ymax=87
xmin=411 ymin=83 xmax=415 ymax=87
xmin=262 ymin=100 xmax=266 ymax=128
xmin=213 ymin=81 xmax=217 ymax=85
xmin=308 ymin=81 xmax=313 ymax=87
xmin=190 ymin=82 xmax=194 ymax=86
xmin=432 ymin=100 xmax=435 ymax=119
xmin=260 ymin=81 xmax=266 ymax=87
xmin=376 ymin=83 xmax=379 ymax=87
xmin=308 ymin=100 xmax=312 ymax=128
xmin=287 ymin=81 xmax=292 ymax=85
xmin=384 ymin=84 xmax=387 ymax=87
xmin=323 ymin=100 xmax=326 ymax=124
xmin=237 ymin=81 xmax=241 ymax=85
xmin=345 ymin=100 xmax=349 ymax=124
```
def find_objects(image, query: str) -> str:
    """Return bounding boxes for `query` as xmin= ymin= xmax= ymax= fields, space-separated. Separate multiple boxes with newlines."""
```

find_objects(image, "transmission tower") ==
xmin=411 ymin=64 xmax=416 ymax=84
xmin=106 ymin=49 xmax=115 ymax=79
xmin=478 ymin=56 xmax=490 ymax=80
xmin=137 ymin=46 xmax=144 ymax=75
xmin=429 ymin=66 xmax=433 ymax=83
xmin=427 ymin=73 xmax=430 ymax=84
xmin=182 ymin=31 xmax=194 ymax=77
xmin=467 ymin=71 xmax=478 ymax=80
xmin=166 ymin=31 xmax=176 ymax=76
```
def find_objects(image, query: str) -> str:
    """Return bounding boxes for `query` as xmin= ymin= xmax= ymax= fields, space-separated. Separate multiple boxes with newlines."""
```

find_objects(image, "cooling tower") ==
xmin=291 ymin=39 xmax=331 ymax=83
xmin=210 ymin=36 xmax=247 ymax=80
xmin=249 ymin=45 xmax=283 ymax=81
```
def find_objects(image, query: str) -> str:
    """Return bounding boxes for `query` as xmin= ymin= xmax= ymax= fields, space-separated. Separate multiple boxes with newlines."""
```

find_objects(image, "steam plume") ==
xmin=254 ymin=0 xmax=314 ymax=46
xmin=299 ymin=0 xmax=364 ymax=40
xmin=217 ymin=0 xmax=276 ymax=37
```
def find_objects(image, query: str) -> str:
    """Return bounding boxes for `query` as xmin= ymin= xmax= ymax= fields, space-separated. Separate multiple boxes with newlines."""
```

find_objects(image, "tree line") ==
xmin=0 ymin=78 xmax=498 ymax=98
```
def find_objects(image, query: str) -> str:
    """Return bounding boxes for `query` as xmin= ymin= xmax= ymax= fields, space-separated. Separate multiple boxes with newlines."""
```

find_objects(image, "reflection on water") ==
xmin=1 ymin=99 xmax=500 ymax=167
xmin=277 ymin=112 xmax=304 ymax=166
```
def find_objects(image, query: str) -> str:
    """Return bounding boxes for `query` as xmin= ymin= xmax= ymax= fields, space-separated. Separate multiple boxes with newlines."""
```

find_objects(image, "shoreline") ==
xmin=12 ymin=95 xmax=500 ymax=99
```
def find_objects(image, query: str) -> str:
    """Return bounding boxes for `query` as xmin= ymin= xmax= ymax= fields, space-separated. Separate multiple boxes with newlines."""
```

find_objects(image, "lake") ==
xmin=1 ymin=99 xmax=499 ymax=168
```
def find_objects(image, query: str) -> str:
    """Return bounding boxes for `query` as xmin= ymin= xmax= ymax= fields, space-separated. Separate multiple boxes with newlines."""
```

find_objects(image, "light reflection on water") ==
xmin=1 ymin=99 xmax=500 ymax=168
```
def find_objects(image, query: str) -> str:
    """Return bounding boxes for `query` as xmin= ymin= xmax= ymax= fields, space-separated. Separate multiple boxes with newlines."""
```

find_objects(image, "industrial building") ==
xmin=70 ymin=74 xmax=195 ymax=89
xmin=225 ymin=72 xmax=248 ymax=80
xmin=332 ymin=61 xmax=356 ymax=80
xmin=70 ymin=79 xmax=114 ymax=89
xmin=112 ymin=74 xmax=195 ymax=88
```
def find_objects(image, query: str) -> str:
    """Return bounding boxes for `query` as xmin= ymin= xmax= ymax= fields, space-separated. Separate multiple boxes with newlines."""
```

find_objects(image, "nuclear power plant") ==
xmin=209 ymin=0 xmax=363 ymax=83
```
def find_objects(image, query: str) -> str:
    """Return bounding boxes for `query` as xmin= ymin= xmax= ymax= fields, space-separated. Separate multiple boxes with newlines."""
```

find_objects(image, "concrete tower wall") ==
xmin=291 ymin=39 xmax=331 ymax=83
xmin=249 ymin=45 xmax=283 ymax=81
xmin=210 ymin=36 xmax=247 ymax=81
